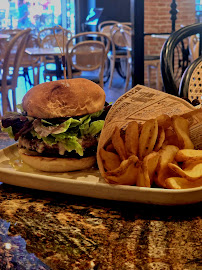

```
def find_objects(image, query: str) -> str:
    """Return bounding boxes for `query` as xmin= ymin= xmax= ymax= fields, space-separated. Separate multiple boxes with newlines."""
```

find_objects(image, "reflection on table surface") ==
xmin=0 ymin=131 xmax=201 ymax=270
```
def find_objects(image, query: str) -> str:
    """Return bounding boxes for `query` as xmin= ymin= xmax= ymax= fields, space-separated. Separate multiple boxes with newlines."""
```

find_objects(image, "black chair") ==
xmin=179 ymin=55 xmax=202 ymax=104
xmin=160 ymin=23 xmax=202 ymax=96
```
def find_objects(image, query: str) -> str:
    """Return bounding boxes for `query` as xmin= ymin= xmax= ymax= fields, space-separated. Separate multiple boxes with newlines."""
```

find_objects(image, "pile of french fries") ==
xmin=99 ymin=114 xmax=202 ymax=189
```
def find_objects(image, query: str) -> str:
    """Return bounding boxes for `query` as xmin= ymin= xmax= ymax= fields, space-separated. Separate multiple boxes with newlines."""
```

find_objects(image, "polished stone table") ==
xmin=0 ymin=131 xmax=201 ymax=270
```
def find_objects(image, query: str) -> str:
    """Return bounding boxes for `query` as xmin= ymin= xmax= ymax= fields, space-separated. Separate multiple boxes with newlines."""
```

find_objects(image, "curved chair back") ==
xmin=1 ymin=28 xmax=31 ymax=114
xmin=37 ymin=26 xmax=72 ymax=47
xmin=66 ymin=32 xmax=111 ymax=88
xmin=179 ymin=55 xmax=202 ymax=103
xmin=160 ymin=23 xmax=202 ymax=96
xmin=98 ymin=20 xmax=118 ymax=37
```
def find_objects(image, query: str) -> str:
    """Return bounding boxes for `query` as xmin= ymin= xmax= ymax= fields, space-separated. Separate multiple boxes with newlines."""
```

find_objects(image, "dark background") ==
xmin=75 ymin=0 xmax=130 ymax=32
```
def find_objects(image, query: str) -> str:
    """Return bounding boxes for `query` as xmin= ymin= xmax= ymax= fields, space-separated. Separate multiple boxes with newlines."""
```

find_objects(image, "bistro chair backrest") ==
xmin=66 ymin=32 xmax=111 ymax=88
xmin=179 ymin=55 xmax=202 ymax=102
xmin=38 ymin=26 xmax=72 ymax=47
xmin=1 ymin=28 xmax=31 ymax=114
xmin=160 ymin=23 xmax=202 ymax=96
xmin=98 ymin=20 xmax=118 ymax=36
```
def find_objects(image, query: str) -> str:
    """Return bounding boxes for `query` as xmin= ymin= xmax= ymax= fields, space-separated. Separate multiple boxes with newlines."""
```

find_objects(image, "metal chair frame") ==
xmin=160 ymin=23 xmax=202 ymax=96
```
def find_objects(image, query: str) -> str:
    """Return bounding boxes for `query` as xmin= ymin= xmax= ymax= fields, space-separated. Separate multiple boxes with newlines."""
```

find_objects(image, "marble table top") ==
xmin=0 ymin=131 xmax=201 ymax=270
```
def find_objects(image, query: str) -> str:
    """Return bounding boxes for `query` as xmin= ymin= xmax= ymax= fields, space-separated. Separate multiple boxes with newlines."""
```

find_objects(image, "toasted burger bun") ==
xmin=22 ymin=78 xmax=106 ymax=118
xmin=19 ymin=149 xmax=96 ymax=172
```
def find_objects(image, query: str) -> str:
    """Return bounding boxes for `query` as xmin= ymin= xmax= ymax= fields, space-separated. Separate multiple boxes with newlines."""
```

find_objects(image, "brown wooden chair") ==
xmin=66 ymin=32 xmax=111 ymax=88
xmin=108 ymin=23 xmax=131 ymax=90
xmin=98 ymin=20 xmax=118 ymax=37
xmin=19 ymin=34 xmax=41 ymax=86
xmin=38 ymin=26 xmax=72 ymax=81
xmin=0 ymin=29 xmax=31 ymax=115
xmin=116 ymin=24 xmax=160 ymax=91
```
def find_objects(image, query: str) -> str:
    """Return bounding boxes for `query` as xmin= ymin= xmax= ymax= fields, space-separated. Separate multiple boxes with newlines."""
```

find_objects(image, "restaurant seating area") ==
xmin=0 ymin=22 xmax=201 ymax=116
xmin=0 ymin=1 xmax=202 ymax=269
xmin=0 ymin=20 xmax=201 ymax=117
xmin=0 ymin=22 xmax=164 ymax=115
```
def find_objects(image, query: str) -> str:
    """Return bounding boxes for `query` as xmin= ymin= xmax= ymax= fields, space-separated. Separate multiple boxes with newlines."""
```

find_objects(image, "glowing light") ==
xmin=4 ymin=243 xmax=12 ymax=250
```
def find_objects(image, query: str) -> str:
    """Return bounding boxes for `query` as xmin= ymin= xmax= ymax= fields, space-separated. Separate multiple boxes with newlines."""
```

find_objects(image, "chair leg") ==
xmin=2 ymin=90 xmax=10 ymax=115
xmin=12 ymin=89 xmax=17 ymax=112
xmin=108 ymin=57 xmax=115 ymax=88
xmin=33 ymin=66 xmax=40 ymax=85
xmin=124 ymin=60 xmax=131 ymax=92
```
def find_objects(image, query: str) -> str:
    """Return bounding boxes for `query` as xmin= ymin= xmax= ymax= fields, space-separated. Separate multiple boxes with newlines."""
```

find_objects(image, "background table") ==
xmin=0 ymin=131 xmax=201 ymax=270
xmin=0 ymin=34 xmax=10 ymax=39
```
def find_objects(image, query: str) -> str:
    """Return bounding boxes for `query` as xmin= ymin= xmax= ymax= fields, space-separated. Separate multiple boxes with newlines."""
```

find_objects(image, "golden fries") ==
xmin=104 ymin=155 xmax=139 ymax=185
xmin=99 ymin=148 xmax=121 ymax=171
xmin=154 ymin=145 xmax=179 ymax=188
xmin=172 ymin=116 xmax=194 ymax=149
xmin=156 ymin=114 xmax=172 ymax=129
xmin=165 ymin=177 xmax=202 ymax=189
xmin=154 ymin=126 xmax=165 ymax=151
xmin=112 ymin=126 xmax=127 ymax=161
xmin=168 ymin=162 xmax=202 ymax=181
xmin=175 ymin=149 xmax=202 ymax=162
xmin=141 ymin=152 xmax=159 ymax=187
xmin=125 ymin=121 xmax=139 ymax=157
xmin=138 ymin=119 xmax=158 ymax=160
xmin=99 ymin=113 xmax=201 ymax=190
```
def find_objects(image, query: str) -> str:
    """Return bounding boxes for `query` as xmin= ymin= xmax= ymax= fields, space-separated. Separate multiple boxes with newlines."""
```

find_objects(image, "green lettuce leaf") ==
xmin=62 ymin=136 xmax=83 ymax=156
xmin=88 ymin=120 xmax=105 ymax=136
xmin=1 ymin=126 xmax=14 ymax=138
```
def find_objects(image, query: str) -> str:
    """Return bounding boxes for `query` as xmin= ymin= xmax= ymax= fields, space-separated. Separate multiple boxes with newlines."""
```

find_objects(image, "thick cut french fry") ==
xmin=154 ymin=126 xmax=165 ymax=151
xmin=142 ymin=152 xmax=159 ymax=187
xmin=172 ymin=116 xmax=194 ymax=149
xmin=106 ymin=143 xmax=116 ymax=153
xmin=125 ymin=121 xmax=139 ymax=157
xmin=138 ymin=119 xmax=158 ymax=160
xmin=163 ymin=128 xmax=179 ymax=147
xmin=99 ymin=148 xmax=121 ymax=171
xmin=156 ymin=114 xmax=172 ymax=129
xmin=104 ymin=155 xmax=140 ymax=185
xmin=165 ymin=177 xmax=202 ymax=189
xmin=175 ymin=149 xmax=202 ymax=162
xmin=168 ymin=162 xmax=202 ymax=181
xmin=111 ymin=126 xmax=127 ymax=161
xmin=136 ymin=166 xmax=146 ymax=187
xmin=154 ymin=145 xmax=179 ymax=188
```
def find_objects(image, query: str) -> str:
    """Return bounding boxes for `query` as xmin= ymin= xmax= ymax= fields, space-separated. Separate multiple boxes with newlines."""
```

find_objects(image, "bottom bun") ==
xmin=19 ymin=149 xmax=96 ymax=172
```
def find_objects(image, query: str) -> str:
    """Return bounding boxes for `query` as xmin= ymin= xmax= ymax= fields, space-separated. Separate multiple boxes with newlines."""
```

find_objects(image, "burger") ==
xmin=1 ymin=78 xmax=110 ymax=172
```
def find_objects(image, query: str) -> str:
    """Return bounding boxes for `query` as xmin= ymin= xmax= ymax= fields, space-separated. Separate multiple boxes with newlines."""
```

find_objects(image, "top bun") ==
xmin=22 ymin=78 xmax=106 ymax=118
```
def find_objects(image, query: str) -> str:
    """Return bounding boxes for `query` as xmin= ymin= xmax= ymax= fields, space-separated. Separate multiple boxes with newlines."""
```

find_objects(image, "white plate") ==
xmin=0 ymin=144 xmax=201 ymax=205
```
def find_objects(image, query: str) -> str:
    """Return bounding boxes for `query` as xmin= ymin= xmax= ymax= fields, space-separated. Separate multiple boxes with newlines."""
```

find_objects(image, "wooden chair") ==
xmin=179 ymin=55 xmax=202 ymax=103
xmin=19 ymin=34 xmax=41 ymax=86
xmin=66 ymin=32 xmax=111 ymax=88
xmin=0 ymin=29 xmax=31 ymax=115
xmin=98 ymin=20 xmax=118 ymax=37
xmin=160 ymin=23 xmax=202 ymax=96
xmin=38 ymin=26 xmax=72 ymax=81
xmin=108 ymin=23 xmax=131 ymax=89
xmin=110 ymin=24 xmax=160 ymax=91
